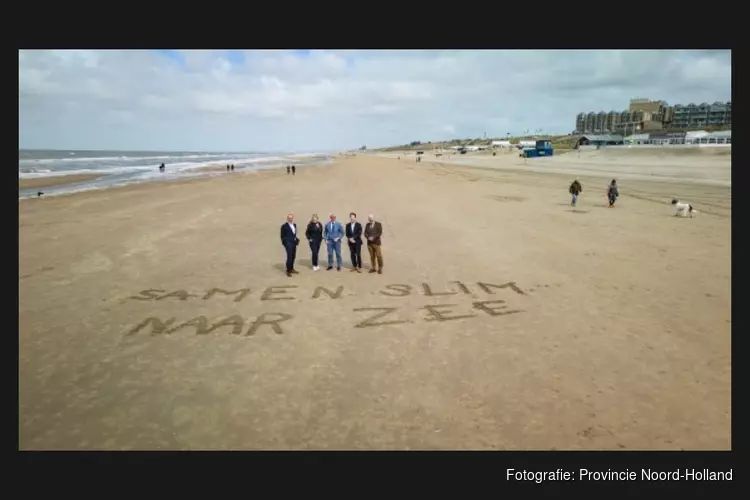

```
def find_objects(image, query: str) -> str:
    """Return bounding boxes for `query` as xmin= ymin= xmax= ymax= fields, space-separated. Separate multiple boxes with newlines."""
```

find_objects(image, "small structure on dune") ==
xmin=575 ymin=134 xmax=624 ymax=147
xmin=624 ymin=133 xmax=650 ymax=145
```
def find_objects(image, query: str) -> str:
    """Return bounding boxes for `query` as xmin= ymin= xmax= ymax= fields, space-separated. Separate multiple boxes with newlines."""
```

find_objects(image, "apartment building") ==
xmin=671 ymin=102 xmax=731 ymax=129
xmin=575 ymin=99 xmax=730 ymax=134
xmin=575 ymin=109 xmax=646 ymax=135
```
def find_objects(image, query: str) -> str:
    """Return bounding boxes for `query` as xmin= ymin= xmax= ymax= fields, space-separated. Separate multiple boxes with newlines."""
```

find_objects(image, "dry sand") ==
xmin=19 ymin=173 xmax=103 ymax=190
xmin=19 ymin=152 xmax=731 ymax=450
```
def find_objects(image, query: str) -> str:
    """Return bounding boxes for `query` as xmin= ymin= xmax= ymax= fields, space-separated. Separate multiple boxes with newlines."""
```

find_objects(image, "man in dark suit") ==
xmin=345 ymin=212 xmax=363 ymax=273
xmin=363 ymin=213 xmax=384 ymax=274
xmin=280 ymin=213 xmax=300 ymax=277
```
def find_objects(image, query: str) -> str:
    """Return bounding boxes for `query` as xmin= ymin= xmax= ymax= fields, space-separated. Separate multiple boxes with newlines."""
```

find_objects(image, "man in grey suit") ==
xmin=323 ymin=213 xmax=344 ymax=271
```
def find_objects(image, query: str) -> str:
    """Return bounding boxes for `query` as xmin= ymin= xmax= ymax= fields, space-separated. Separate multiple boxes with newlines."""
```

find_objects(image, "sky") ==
xmin=18 ymin=49 xmax=731 ymax=152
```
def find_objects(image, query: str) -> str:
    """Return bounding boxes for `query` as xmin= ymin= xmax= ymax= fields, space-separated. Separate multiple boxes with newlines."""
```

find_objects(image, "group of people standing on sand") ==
xmin=568 ymin=179 xmax=619 ymax=208
xmin=286 ymin=165 xmax=296 ymax=175
xmin=280 ymin=212 xmax=384 ymax=278
xmin=226 ymin=164 xmax=235 ymax=171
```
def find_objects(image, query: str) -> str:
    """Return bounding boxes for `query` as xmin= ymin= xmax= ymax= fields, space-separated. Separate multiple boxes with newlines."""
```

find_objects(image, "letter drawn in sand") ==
xmin=206 ymin=315 xmax=246 ymax=335
xmin=379 ymin=284 xmax=412 ymax=297
xmin=353 ymin=307 xmax=410 ymax=328
xmin=472 ymin=300 xmax=524 ymax=317
xmin=421 ymin=283 xmax=458 ymax=296
xmin=127 ymin=316 xmax=176 ymax=336
xmin=260 ymin=286 xmax=298 ymax=301
xmin=312 ymin=285 xmax=344 ymax=299
xmin=477 ymin=282 xmax=526 ymax=295
xmin=128 ymin=289 xmax=166 ymax=301
xmin=202 ymin=288 xmax=251 ymax=302
xmin=451 ymin=281 xmax=472 ymax=295
xmin=246 ymin=313 xmax=293 ymax=336
xmin=166 ymin=316 xmax=211 ymax=335
xmin=156 ymin=290 xmax=200 ymax=301
xmin=422 ymin=304 xmax=475 ymax=322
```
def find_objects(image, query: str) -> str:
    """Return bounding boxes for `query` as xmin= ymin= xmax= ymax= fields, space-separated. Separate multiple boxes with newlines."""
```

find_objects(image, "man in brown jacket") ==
xmin=364 ymin=213 xmax=384 ymax=274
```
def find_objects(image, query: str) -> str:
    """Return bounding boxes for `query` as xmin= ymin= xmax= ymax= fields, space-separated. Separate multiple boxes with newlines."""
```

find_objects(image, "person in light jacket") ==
xmin=323 ymin=213 xmax=344 ymax=271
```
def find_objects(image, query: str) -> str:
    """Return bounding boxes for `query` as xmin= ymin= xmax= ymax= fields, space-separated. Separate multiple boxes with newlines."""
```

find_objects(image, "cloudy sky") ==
xmin=19 ymin=49 xmax=731 ymax=152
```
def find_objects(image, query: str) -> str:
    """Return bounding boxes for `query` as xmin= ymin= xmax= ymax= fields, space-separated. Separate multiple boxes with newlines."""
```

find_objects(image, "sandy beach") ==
xmin=19 ymin=173 xmax=103 ymax=190
xmin=19 ymin=151 xmax=731 ymax=450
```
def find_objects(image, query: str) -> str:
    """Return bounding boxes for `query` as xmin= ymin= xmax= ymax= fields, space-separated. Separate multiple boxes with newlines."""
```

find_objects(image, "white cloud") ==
xmin=18 ymin=49 xmax=731 ymax=152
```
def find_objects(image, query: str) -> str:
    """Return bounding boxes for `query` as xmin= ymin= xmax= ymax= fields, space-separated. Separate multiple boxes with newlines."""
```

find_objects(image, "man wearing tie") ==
xmin=280 ymin=213 xmax=300 ymax=277
xmin=363 ymin=213 xmax=384 ymax=274
xmin=345 ymin=212 xmax=363 ymax=273
xmin=323 ymin=213 xmax=344 ymax=271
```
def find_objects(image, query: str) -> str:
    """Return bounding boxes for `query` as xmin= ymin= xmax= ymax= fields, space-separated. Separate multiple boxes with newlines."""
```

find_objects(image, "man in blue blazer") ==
xmin=323 ymin=213 xmax=344 ymax=271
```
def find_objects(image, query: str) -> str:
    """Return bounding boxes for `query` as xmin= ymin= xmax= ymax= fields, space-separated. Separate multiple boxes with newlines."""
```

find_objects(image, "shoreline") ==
xmin=19 ymin=173 xmax=104 ymax=190
xmin=19 ymin=157 xmax=332 ymax=201
xmin=18 ymin=164 xmax=299 ymax=203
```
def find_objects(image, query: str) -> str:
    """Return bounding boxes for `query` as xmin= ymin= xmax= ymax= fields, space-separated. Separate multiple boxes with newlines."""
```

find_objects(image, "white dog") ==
xmin=671 ymin=198 xmax=697 ymax=218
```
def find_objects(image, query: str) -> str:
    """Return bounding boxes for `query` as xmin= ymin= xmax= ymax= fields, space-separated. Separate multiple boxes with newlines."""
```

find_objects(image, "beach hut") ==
xmin=576 ymin=135 xmax=624 ymax=147
xmin=704 ymin=130 xmax=731 ymax=144
xmin=685 ymin=130 xmax=709 ymax=144
xmin=624 ymin=133 xmax=650 ymax=145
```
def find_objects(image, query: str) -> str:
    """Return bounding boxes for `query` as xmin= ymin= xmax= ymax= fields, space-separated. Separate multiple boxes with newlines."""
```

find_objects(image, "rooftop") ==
xmin=580 ymin=134 xmax=624 ymax=142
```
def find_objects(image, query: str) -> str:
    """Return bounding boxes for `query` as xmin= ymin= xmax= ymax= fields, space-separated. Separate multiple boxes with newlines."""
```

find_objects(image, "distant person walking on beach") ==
xmin=291 ymin=165 xmax=296 ymax=175
xmin=346 ymin=212 xmax=363 ymax=272
xmin=364 ymin=214 xmax=384 ymax=274
xmin=231 ymin=164 xmax=235 ymax=171
xmin=280 ymin=213 xmax=300 ymax=277
xmin=287 ymin=166 xmax=291 ymax=175
xmin=607 ymin=179 xmax=619 ymax=207
xmin=569 ymin=179 xmax=583 ymax=207
xmin=226 ymin=164 xmax=230 ymax=171
xmin=306 ymin=214 xmax=324 ymax=271
xmin=323 ymin=213 xmax=344 ymax=271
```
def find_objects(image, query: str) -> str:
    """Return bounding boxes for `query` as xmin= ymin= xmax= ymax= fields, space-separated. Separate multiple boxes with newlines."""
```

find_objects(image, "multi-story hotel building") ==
xmin=575 ymin=99 xmax=730 ymax=134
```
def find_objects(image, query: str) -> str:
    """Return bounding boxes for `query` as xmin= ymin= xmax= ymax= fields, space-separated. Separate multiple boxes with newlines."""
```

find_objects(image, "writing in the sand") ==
xmin=127 ymin=281 xmax=526 ymax=302
xmin=125 ymin=280 xmax=528 ymax=337
xmin=127 ymin=300 xmax=522 ymax=337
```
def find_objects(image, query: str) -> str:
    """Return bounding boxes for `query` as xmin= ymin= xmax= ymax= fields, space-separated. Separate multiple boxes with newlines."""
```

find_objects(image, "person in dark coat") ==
xmin=607 ymin=179 xmax=619 ymax=207
xmin=305 ymin=213 xmax=324 ymax=271
xmin=291 ymin=165 xmax=296 ymax=175
xmin=286 ymin=165 xmax=291 ymax=175
xmin=345 ymin=212 xmax=363 ymax=272
xmin=280 ymin=213 xmax=300 ymax=277
xmin=569 ymin=179 xmax=583 ymax=207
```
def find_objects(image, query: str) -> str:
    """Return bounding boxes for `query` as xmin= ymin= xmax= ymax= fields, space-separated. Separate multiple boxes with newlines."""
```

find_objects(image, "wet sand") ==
xmin=20 ymin=173 xmax=103 ymax=190
xmin=19 ymin=153 xmax=731 ymax=450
